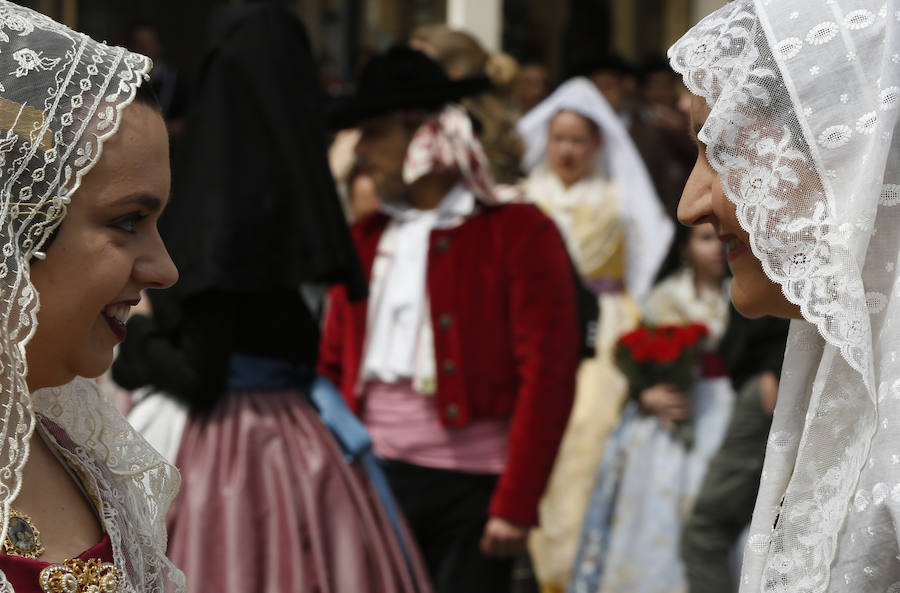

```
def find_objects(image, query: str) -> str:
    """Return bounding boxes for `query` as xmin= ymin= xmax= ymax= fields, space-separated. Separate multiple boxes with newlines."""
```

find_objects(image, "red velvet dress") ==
xmin=0 ymin=534 xmax=113 ymax=592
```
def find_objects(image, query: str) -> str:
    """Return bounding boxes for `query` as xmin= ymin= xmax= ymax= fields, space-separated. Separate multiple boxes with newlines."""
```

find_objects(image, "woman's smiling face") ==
xmin=678 ymin=95 xmax=800 ymax=319
xmin=26 ymin=101 xmax=178 ymax=390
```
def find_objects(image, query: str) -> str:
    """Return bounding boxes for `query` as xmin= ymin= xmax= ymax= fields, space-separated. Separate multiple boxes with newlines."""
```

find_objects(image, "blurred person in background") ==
xmin=125 ymin=22 xmax=189 ymax=137
xmin=630 ymin=56 xmax=697 ymax=221
xmin=517 ymin=77 xmax=673 ymax=593
xmin=568 ymin=223 xmax=733 ymax=593
xmin=331 ymin=26 xmax=527 ymax=227
xmin=513 ymin=60 xmax=551 ymax=117
xmin=409 ymin=24 xmax=524 ymax=184
xmin=319 ymin=46 xmax=580 ymax=593
xmin=328 ymin=128 xmax=383 ymax=222
xmin=409 ymin=24 xmax=600 ymax=401
xmin=576 ymin=53 xmax=696 ymax=221
xmin=680 ymin=309 xmax=788 ymax=593
xmin=112 ymin=7 xmax=431 ymax=593
xmin=573 ymin=54 xmax=632 ymax=116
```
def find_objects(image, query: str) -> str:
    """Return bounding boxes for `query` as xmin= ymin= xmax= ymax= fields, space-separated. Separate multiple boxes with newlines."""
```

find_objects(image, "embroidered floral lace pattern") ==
xmin=33 ymin=379 xmax=184 ymax=593
xmin=0 ymin=2 xmax=183 ymax=592
xmin=670 ymin=1 xmax=899 ymax=592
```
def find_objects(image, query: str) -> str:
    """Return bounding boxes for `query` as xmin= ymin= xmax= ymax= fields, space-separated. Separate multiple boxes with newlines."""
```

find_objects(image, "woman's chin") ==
xmin=72 ymin=352 xmax=115 ymax=383
xmin=730 ymin=277 xmax=802 ymax=320
xmin=730 ymin=289 xmax=769 ymax=319
xmin=731 ymin=270 xmax=784 ymax=319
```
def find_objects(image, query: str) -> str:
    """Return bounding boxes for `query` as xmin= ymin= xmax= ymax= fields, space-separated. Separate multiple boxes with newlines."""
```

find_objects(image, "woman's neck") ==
xmin=16 ymin=430 xmax=104 ymax=562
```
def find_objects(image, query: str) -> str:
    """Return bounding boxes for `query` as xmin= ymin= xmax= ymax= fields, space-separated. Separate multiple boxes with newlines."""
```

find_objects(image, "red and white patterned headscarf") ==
xmin=402 ymin=104 xmax=521 ymax=204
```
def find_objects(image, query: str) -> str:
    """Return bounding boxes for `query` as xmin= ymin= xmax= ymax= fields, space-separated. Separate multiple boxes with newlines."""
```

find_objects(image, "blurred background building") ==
xmin=22 ymin=0 xmax=727 ymax=89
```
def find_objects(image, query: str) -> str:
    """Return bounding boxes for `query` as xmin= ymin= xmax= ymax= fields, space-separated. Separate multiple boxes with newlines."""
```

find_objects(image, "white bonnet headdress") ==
xmin=516 ymin=77 xmax=674 ymax=299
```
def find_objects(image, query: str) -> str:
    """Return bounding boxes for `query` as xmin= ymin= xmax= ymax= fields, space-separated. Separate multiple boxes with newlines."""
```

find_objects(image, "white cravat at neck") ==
xmin=362 ymin=184 xmax=476 ymax=388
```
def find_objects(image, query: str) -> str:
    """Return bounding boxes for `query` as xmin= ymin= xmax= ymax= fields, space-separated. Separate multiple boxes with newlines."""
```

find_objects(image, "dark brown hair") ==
xmin=133 ymin=78 xmax=162 ymax=112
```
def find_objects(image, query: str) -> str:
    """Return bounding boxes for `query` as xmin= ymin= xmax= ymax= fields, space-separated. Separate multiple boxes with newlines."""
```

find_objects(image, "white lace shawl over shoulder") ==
xmin=669 ymin=2 xmax=899 ymax=592
xmin=33 ymin=379 xmax=184 ymax=593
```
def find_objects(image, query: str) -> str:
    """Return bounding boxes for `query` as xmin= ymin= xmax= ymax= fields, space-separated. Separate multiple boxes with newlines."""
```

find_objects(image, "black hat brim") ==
xmin=327 ymin=75 xmax=490 ymax=130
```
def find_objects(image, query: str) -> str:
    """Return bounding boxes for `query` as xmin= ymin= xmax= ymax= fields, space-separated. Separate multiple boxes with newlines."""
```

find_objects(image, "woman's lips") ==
xmin=101 ymin=300 xmax=137 ymax=342
xmin=103 ymin=315 xmax=126 ymax=342
xmin=721 ymin=235 xmax=748 ymax=262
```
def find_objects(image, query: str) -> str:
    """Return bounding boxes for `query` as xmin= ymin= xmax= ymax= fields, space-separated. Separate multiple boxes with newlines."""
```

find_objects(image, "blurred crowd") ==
xmin=106 ymin=7 xmax=790 ymax=593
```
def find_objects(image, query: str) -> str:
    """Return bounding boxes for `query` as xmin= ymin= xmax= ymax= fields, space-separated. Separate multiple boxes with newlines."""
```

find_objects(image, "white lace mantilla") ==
xmin=0 ymin=2 xmax=184 ymax=591
xmin=32 ymin=378 xmax=184 ymax=593
xmin=670 ymin=1 xmax=899 ymax=592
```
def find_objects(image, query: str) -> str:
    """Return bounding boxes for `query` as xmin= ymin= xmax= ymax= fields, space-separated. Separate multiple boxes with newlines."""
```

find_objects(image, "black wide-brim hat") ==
xmin=328 ymin=45 xmax=490 ymax=130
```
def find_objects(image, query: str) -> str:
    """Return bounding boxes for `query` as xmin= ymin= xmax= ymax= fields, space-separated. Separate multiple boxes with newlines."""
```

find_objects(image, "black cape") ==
xmin=113 ymin=6 xmax=365 ymax=410
xmin=159 ymin=4 xmax=366 ymax=308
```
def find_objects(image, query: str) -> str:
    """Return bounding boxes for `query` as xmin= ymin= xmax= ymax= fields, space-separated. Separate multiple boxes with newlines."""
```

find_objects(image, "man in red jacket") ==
xmin=319 ymin=46 xmax=580 ymax=593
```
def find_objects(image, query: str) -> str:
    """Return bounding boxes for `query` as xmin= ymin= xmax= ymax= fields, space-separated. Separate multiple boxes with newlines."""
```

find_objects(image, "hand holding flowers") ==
xmin=615 ymin=323 xmax=710 ymax=447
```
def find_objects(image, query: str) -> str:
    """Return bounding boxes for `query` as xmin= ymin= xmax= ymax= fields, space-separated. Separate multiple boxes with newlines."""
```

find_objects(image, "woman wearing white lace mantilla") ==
xmin=672 ymin=1 xmax=899 ymax=591
xmin=0 ymin=2 xmax=183 ymax=592
xmin=517 ymin=78 xmax=673 ymax=592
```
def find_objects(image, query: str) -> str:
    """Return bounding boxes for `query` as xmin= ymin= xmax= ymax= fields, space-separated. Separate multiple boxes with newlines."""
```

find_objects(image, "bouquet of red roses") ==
xmin=614 ymin=322 xmax=710 ymax=447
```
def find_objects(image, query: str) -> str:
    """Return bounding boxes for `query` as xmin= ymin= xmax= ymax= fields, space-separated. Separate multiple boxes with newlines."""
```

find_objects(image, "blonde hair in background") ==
xmin=410 ymin=24 xmax=524 ymax=184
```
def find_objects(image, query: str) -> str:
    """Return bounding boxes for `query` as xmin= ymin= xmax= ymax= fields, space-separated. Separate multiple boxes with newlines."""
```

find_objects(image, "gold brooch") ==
xmin=39 ymin=558 xmax=120 ymax=593
xmin=3 ymin=509 xmax=45 ymax=559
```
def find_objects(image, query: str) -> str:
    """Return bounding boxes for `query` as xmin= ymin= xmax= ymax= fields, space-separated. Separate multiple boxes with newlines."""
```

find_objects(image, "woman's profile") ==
xmin=672 ymin=0 xmax=898 ymax=590
xmin=0 ymin=1 xmax=183 ymax=591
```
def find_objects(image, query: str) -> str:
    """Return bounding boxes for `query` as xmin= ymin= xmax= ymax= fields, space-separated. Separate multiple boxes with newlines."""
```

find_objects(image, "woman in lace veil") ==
xmin=672 ymin=1 xmax=899 ymax=591
xmin=0 ymin=2 xmax=184 ymax=592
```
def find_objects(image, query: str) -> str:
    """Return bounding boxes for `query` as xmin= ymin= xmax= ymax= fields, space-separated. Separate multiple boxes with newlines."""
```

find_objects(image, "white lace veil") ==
xmin=0 ymin=3 xmax=183 ymax=591
xmin=516 ymin=77 xmax=674 ymax=300
xmin=670 ymin=1 xmax=899 ymax=591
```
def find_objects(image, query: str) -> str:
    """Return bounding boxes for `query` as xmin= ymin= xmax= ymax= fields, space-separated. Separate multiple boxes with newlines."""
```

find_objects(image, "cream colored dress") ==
xmin=523 ymin=165 xmax=641 ymax=592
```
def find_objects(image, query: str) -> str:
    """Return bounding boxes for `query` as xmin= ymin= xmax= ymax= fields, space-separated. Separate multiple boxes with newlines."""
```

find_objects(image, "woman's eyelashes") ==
xmin=110 ymin=211 xmax=148 ymax=234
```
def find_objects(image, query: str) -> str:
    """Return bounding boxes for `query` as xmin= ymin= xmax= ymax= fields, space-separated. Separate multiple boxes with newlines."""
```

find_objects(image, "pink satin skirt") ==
xmin=166 ymin=389 xmax=432 ymax=593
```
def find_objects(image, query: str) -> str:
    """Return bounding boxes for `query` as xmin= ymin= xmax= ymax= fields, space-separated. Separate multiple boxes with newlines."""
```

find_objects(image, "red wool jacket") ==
xmin=318 ymin=203 xmax=579 ymax=526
